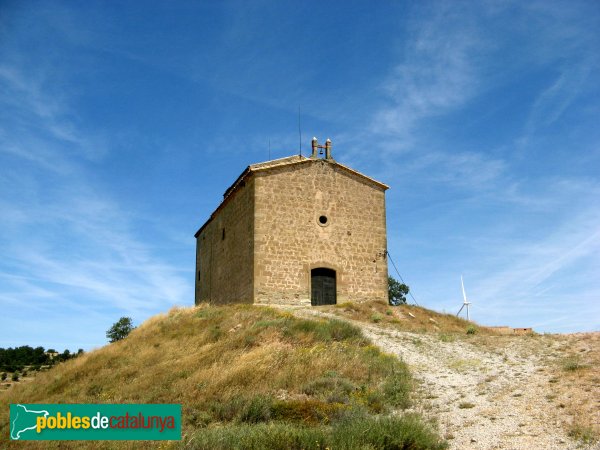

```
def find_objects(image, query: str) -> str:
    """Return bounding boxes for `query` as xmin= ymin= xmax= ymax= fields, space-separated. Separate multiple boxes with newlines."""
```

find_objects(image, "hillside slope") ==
xmin=3 ymin=301 xmax=596 ymax=449
xmin=290 ymin=302 xmax=600 ymax=450
xmin=1 ymin=304 xmax=445 ymax=449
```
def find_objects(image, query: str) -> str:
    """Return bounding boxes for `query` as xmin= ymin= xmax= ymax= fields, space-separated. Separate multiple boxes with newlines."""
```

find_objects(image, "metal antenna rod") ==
xmin=298 ymin=106 xmax=302 ymax=156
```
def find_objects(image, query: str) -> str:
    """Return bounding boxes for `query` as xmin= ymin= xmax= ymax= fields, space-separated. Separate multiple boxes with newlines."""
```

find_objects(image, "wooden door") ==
xmin=311 ymin=268 xmax=336 ymax=306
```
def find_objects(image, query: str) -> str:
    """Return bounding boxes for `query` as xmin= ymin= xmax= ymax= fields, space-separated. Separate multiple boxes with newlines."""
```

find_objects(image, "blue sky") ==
xmin=1 ymin=1 xmax=599 ymax=350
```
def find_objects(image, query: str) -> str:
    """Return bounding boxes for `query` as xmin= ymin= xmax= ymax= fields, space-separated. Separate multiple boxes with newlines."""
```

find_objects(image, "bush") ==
xmin=271 ymin=399 xmax=344 ymax=424
xmin=208 ymin=325 xmax=223 ymax=342
xmin=466 ymin=325 xmax=477 ymax=335
xmin=238 ymin=396 xmax=274 ymax=424
xmin=568 ymin=423 xmax=598 ymax=445
xmin=561 ymin=356 xmax=588 ymax=372
xmin=283 ymin=318 xmax=366 ymax=344
xmin=187 ymin=415 xmax=447 ymax=450
xmin=439 ymin=333 xmax=456 ymax=342
xmin=302 ymin=376 xmax=357 ymax=403
xmin=1 ymin=372 xmax=6 ymax=381
xmin=382 ymin=368 xmax=412 ymax=409
xmin=11 ymin=372 xmax=19 ymax=382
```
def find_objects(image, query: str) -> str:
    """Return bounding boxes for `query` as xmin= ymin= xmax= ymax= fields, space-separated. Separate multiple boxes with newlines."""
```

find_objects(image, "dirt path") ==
xmin=291 ymin=308 xmax=597 ymax=450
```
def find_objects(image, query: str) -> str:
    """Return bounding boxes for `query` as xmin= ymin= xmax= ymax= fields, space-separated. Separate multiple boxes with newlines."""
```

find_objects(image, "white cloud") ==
xmin=372 ymin=4 xmax=483 ymax=142
xmin=454 ymin=208 xmax=600 ymax=330
xmin=0 ymin=59 xmax=191 ymax=348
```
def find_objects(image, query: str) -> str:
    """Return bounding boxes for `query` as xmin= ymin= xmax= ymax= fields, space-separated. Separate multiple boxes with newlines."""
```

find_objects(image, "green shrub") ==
xmin=195 ymin=308 xmax=225 ymax=320
xmin=238 ymin=395 xmax=274 ymax=424
xmin=283 ymin=318 xmax=366 ymax=344
xmin=302 ymin=376 xmax=357 ymax=403
xmin=561 ymin=356 xmax=588 ymax=372
xmin=210 ymin=396 xmax=247 ymax=422
xmin=439 ymin=333 xmax=455 ymax=342
xmin=186 ymin=415 xmax=447 ymax=450
xmin=327 ymin=319 xmax=365 ymax=342
xmin=466 ymin=325 xmax=477 ymax=335
xmin=271 ymin=399 xmax=345 ymax=424
xmin=568 ymin=423 xmax=598 ymax=445
xmin=382 ymin=367 xmax=412 ymax=409
xmin=362 ymin=389 xmax=385 ymax=413
xmin=208 ymin=325 xmax=223 ymax=342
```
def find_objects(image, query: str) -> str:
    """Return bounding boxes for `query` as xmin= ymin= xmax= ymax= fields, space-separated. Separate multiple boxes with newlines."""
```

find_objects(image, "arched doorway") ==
xmin=311 ymin=268 xmax=336 ymax=306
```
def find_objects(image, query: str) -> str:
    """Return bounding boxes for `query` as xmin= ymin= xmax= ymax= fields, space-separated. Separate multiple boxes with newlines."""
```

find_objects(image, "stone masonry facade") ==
xmin=195 ymin=146 xmax=389 ymax=306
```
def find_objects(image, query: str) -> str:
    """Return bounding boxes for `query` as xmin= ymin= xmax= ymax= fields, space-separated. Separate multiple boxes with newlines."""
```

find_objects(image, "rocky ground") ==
xmin=292 ymin=308 xmax=599 ymax=450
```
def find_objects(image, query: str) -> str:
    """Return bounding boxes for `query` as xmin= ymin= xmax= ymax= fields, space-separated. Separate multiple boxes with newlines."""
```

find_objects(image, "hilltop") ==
xmin=1 ymin=304 xmax=445 ymax=449
xmin=1 ymin=301 xmax=597 ymax=449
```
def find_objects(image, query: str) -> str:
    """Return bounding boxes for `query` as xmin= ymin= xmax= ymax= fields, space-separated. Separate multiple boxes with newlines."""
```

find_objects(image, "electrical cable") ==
xmin=386 ymin=250 xmax=419 ymax=306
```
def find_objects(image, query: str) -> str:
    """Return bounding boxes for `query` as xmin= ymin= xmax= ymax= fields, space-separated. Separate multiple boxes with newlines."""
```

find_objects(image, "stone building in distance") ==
xmin=194 ymin=138 xmax=389 ymax=306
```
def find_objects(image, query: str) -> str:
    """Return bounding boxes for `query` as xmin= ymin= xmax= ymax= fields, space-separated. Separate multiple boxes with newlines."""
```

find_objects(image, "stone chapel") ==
xmin=194 ymin=138 xmax=389 ymax=306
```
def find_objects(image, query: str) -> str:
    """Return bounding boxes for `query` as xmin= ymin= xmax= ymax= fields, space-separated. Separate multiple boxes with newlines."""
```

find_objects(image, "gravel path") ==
xmin=290 ymin=308 xmax=598 ymax=450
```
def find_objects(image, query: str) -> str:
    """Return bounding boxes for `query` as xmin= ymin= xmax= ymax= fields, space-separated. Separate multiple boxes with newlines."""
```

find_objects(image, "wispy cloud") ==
xmin=527 ymin=65 xmax=592 ymax=130
xmin=0 ymin=59 xmax=190 ymax=348
xmin=455 ymin=208 xmax=600 ymax=329
xmin=371 ymin=3 xmax=483 ymax=143
xmin=0 ymin=65 xmax=107 ymax=172
xmin=360 ymin=2 xmax=600 ymax=333
xmin=329 ymin=2 xmax=509 ymax=193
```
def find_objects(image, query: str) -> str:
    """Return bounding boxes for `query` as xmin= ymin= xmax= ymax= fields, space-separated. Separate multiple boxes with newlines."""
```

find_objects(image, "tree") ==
xmin=106 ymin=317 xmax=135 ymax=343
xmin=388 ymin=276 xmax=409 ymax=306
xmin=60 ymin=349 xmax=71 ymax=361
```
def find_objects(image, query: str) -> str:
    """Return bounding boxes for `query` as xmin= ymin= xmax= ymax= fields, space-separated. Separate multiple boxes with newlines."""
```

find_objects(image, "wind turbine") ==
xmin=456 ymin=275 xmax=471 ymax=321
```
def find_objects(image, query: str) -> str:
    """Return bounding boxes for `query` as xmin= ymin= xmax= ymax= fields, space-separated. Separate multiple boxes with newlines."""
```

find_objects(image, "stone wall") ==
xmin=195 ymin=177 xmax=255 ymax=305
xmin=253 ymin=159 xmax=388 ymax=305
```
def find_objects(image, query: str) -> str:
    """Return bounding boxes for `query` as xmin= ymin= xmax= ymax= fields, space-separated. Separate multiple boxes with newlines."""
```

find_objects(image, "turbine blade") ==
xmin=461 ymin=275 xmax=467 ymax=303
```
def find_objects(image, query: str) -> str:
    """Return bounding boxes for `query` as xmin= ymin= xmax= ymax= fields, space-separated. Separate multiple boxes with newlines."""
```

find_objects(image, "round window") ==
xmin=318 ymin=215 xmax=328 ymax=225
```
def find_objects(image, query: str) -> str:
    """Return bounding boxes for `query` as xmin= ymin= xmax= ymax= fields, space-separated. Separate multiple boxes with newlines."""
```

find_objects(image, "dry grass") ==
xmin=327 ymin=300 xmax=499 ymax=335
xmin=0 ymin=304 xmax=443 ymax=449
xmin=551 ymin=333 xmax=600 ymax=445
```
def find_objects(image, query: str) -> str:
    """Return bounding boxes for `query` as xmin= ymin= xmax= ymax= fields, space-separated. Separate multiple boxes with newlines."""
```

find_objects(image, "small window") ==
xmin=319 ymin=215 xmax=328 ymax=225
xmin=198 ymin=270 xmax=201 ymax=281
xmin=222 ymin=228 xmax=225 ymax=240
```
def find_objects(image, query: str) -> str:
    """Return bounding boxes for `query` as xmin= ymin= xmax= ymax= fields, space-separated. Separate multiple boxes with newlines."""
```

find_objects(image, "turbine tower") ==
xmin=456 ymin=275 xmax=471 ymax=321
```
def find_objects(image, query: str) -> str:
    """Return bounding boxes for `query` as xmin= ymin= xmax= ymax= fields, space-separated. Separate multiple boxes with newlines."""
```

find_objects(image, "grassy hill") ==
xmin=1 ymin=304 xmax=447 ymax=449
